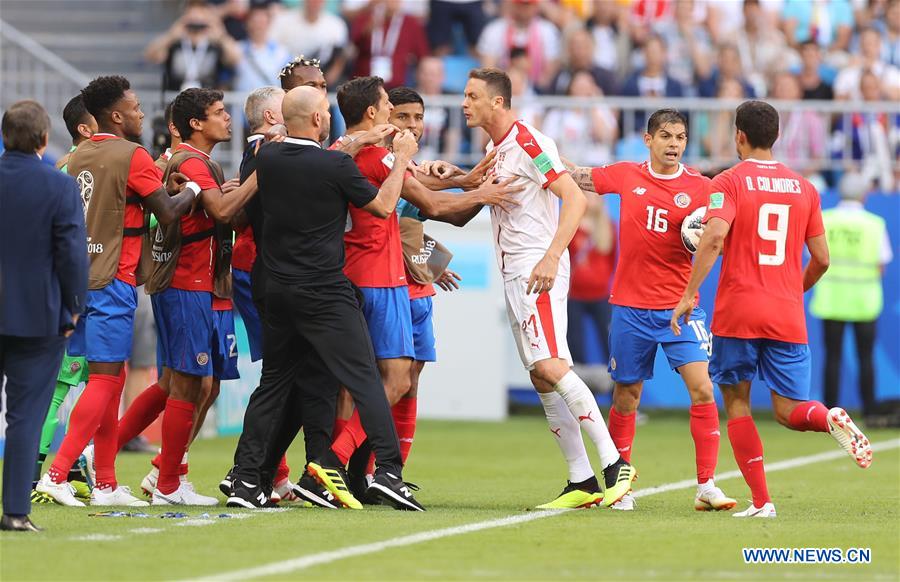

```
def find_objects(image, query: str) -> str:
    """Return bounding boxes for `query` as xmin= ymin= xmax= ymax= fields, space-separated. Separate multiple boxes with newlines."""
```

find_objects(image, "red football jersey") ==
xmin=232 ymin=225 xmax=256 ymax=272
xmin=705 ymin=159 xmax=825 ymax=343
xmin=338 ymin=144 xmax=410 ymax=288
xmin=568 ymin=225 xmax=617 ymax=302
xmin=89 ymin=135 xmax=162 ymax=286
xmin=170 ymin=144 xmax=218 ymax=293
xmin=591 ymin=161 xmax=709 ymax=309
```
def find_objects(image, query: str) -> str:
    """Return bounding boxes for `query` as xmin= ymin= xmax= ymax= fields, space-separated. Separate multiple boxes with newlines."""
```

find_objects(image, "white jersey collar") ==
xmin=648 ymin=162 xmax=684 ymax=180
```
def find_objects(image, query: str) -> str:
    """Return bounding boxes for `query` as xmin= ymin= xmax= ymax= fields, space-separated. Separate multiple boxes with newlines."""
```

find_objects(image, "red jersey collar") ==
xmin=90 ymin=133 xmax=118 ymax=141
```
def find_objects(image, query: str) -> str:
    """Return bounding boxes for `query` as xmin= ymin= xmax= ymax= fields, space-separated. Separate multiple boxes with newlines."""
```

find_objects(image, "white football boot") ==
xmin=695 ymin=481 xmax=737 ymax=511
xmin=609 ymin=492 xmax=636 ymax=511
xmin=151 ymin=482 xmax=218 ymax=506
xmin=733 ymin=502 xmax=777 ymax=518
xmin=91 ymin=485 xmax=149 ymax=507
xmin=827 ymin=407 xmax=873 ymax=468
xmin=35 ymin=474 xmax=85 ymax=507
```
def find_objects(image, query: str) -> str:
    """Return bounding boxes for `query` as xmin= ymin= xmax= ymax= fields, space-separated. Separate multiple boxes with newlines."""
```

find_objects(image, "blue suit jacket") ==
xmin=0 ymin=150 xmax=88 ymax=337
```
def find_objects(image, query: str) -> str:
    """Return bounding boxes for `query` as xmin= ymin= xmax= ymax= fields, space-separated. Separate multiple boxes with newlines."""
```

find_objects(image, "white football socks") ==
xmin=554 ymin=370 xmax=621 ymax=468
xmin=538 ymin=391 xmax=594 ymax=483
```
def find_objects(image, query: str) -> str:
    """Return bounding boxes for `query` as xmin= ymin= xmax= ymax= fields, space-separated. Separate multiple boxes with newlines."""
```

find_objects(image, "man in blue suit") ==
xmin=0 ymin=100 xmax=88 ymax=531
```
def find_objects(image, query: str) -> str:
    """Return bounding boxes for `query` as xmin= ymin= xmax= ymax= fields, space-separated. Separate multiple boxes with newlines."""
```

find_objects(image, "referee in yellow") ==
xmin=810 ymin=173 xmax=893 ymax=419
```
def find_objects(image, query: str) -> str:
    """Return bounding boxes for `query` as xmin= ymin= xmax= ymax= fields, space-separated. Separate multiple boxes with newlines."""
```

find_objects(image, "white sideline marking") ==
xmin=70 ymin=533 xmax=122 ymax=542
xmin=129 ymin=527 xmax=164 ymax=534
xmin=175 ymin=519 xmax=217 ymax=527
xmin=190 ymin=438 xmax=900 ymax=582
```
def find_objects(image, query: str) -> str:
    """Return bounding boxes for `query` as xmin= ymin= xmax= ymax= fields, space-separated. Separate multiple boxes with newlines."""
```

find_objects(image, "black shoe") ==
xmin=366 ymin=470 xmax=425 ymax=511
xmin=121 ymin=436 xmax=157 ymax=453
xmin=1 ymin=515 xmax=42 ymax=532
xmin=226 ymin=479 xmax=277 ymax=509
xmin=219 ymin=466 xmax=236 ymax=497
xmin=292 ymin=471 xmax=340 ymax=509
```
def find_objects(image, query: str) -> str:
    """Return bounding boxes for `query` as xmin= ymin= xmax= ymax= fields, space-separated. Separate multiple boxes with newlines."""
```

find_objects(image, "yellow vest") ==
xmin=810 ymin=208 xmax=885 ymax=321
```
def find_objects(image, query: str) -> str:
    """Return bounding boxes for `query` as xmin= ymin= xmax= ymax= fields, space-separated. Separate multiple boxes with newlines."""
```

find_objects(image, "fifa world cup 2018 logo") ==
xmin=76 ymin=170 xmax=94 ymax=220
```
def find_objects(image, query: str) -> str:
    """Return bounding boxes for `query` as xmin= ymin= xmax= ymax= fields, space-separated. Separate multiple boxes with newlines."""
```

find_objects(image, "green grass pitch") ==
xmin=1 ymin=414 xmax=898 ymax=581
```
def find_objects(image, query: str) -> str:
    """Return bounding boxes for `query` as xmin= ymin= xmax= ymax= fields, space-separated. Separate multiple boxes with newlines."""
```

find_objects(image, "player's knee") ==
xmin=613 ymin=383 xmax=641 ymax=413
xmin=385 ymin=376 xmax=412 ymax=404
xmin=688 ymin=379 xmax=715 ymax=405
xmin=531 ymin=358 xmax=570 ymax=386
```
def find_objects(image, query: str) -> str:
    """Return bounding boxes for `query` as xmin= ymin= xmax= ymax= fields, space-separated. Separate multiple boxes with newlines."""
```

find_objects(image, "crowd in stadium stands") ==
xmin=143 ymin=0 xmax=899 ymax=187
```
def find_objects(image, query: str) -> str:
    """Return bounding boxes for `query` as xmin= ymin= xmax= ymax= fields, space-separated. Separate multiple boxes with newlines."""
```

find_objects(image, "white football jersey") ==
xmin=485 ymin=120 xmax=570 ymax=280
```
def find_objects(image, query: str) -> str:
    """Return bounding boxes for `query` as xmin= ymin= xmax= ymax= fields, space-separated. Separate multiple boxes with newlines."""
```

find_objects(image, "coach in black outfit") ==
xmin=0 ymin=101 xmax=88 ymax=531
xmin=230 ymin=86 xmax=424 ymax=511
xmin=226 ymin=87 xmax=340 ymax=502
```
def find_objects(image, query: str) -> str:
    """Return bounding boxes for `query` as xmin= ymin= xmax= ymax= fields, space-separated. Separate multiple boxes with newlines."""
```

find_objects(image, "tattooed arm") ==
xmin=561 ymin=156 xmax=598 ymax=194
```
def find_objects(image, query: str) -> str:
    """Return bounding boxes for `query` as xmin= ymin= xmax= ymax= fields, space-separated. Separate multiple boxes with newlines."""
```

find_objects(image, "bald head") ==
xmin=283 ymin=86 xmax=331 ymax=142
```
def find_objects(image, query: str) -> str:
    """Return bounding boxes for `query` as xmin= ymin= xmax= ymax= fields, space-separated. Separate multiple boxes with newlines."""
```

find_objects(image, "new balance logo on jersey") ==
xmin=578 ymin=411 xmax=595 ymax=423
xmin=632 ymin=187 xmax=647 ymax=196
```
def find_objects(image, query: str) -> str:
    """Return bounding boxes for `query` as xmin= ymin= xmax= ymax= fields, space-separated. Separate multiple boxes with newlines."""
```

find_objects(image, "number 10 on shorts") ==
xmin=688 ymin=319 xmax=712 ymax=356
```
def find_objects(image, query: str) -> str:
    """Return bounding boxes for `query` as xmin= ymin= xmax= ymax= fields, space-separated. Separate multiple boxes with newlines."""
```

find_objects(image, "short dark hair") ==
xmin=388 ymin=86 xmax=424 ymax=108
xmin=2 ymin=100 xmax=50 ymax=152
xmin=647 ymin=108 xmax=688 ymax=136
xmin=81 ymin=75 xmax=130 ymax=119
xmin=164 ymin=99 xmax=175 ymax=125
xmin=735 ymin=100 xmax=779 ymax=150
xmin=337 ymin=76 xmax=385 ymax=127
xmin=468 ymin=67 xmax=512 ymax=110
xmin=172 ymin=87 xmax=224 ymax=140
xmin=62 ymin=94 xmax=92 ymax=142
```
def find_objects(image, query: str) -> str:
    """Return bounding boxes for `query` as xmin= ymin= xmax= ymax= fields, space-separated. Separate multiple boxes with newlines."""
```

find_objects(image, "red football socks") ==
xmin=728 ymin=416 xmax=771 ymax=507
xmin=689 ymin=402 xmax=720 ymax=484
xmin=117 ymin=383 xmax=167 ymax=450
xmin=332 ymin=417 xmax=348 ymax=442
xmin=48 ymin=372 xmax=124 ymax=484
xmin=607 ymin=406 xmax=636 ymax=463
xmin=94 ymin=378 xmax=125 ymax=490
xmin=392 ymin=397 xmax=417 ymax=464
xmin=787 ymin=401 xmax=829 ymax=433
xmin=275 ymin=455 xmax=291 ymax=483
xmin=157 ymin=399 xmax=195 ymax=495
xmin=331 ymin=409 xmax=366 ymax=465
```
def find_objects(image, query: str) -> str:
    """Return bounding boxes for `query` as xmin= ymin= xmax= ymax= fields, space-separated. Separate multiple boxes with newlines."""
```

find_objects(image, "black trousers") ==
xmin=237 ymin=278 xmax=402 ymax=479
xmin=822 ymin=319 xmax=877 ymax=416
xmin=233 ymin=293 xmax=337 ymax=483
xmin=0 ymin=334 xmax=65 ymax=515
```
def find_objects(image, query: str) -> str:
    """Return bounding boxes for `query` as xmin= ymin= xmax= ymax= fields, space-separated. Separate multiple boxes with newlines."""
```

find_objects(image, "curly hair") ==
xmin=81 ymin=75 xmax=130 ymax=119
xmin=172 ymin=87 xmax=224 ymax=140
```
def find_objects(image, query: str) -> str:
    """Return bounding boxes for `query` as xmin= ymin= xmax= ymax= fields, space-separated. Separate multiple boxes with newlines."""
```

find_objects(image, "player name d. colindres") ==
xmin=745 ymin=175 xmax=803 ymax=194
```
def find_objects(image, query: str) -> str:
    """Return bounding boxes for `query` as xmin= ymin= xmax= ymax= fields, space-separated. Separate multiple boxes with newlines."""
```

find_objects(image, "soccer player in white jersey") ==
xmin=463 ymin=67 xmax=636 ymax=508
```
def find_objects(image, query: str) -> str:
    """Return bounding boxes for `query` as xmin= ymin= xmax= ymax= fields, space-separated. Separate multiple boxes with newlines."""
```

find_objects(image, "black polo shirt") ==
xmin=256 ymin=137 xmax=378 ymax=287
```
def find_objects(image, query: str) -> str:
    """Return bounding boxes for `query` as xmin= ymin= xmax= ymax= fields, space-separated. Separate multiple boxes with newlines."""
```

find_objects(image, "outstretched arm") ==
xmin=198 ymin=172 xmax=258 ymax=223
xmin=670 ymin=216 xmax=730 ymax=335
xmin=561 ymin=156 xmax=598 ymax=194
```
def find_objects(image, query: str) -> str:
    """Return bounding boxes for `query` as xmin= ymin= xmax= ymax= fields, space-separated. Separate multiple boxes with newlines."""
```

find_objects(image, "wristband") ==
xmin=184 ymin=181 xmax=201 ymax=198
